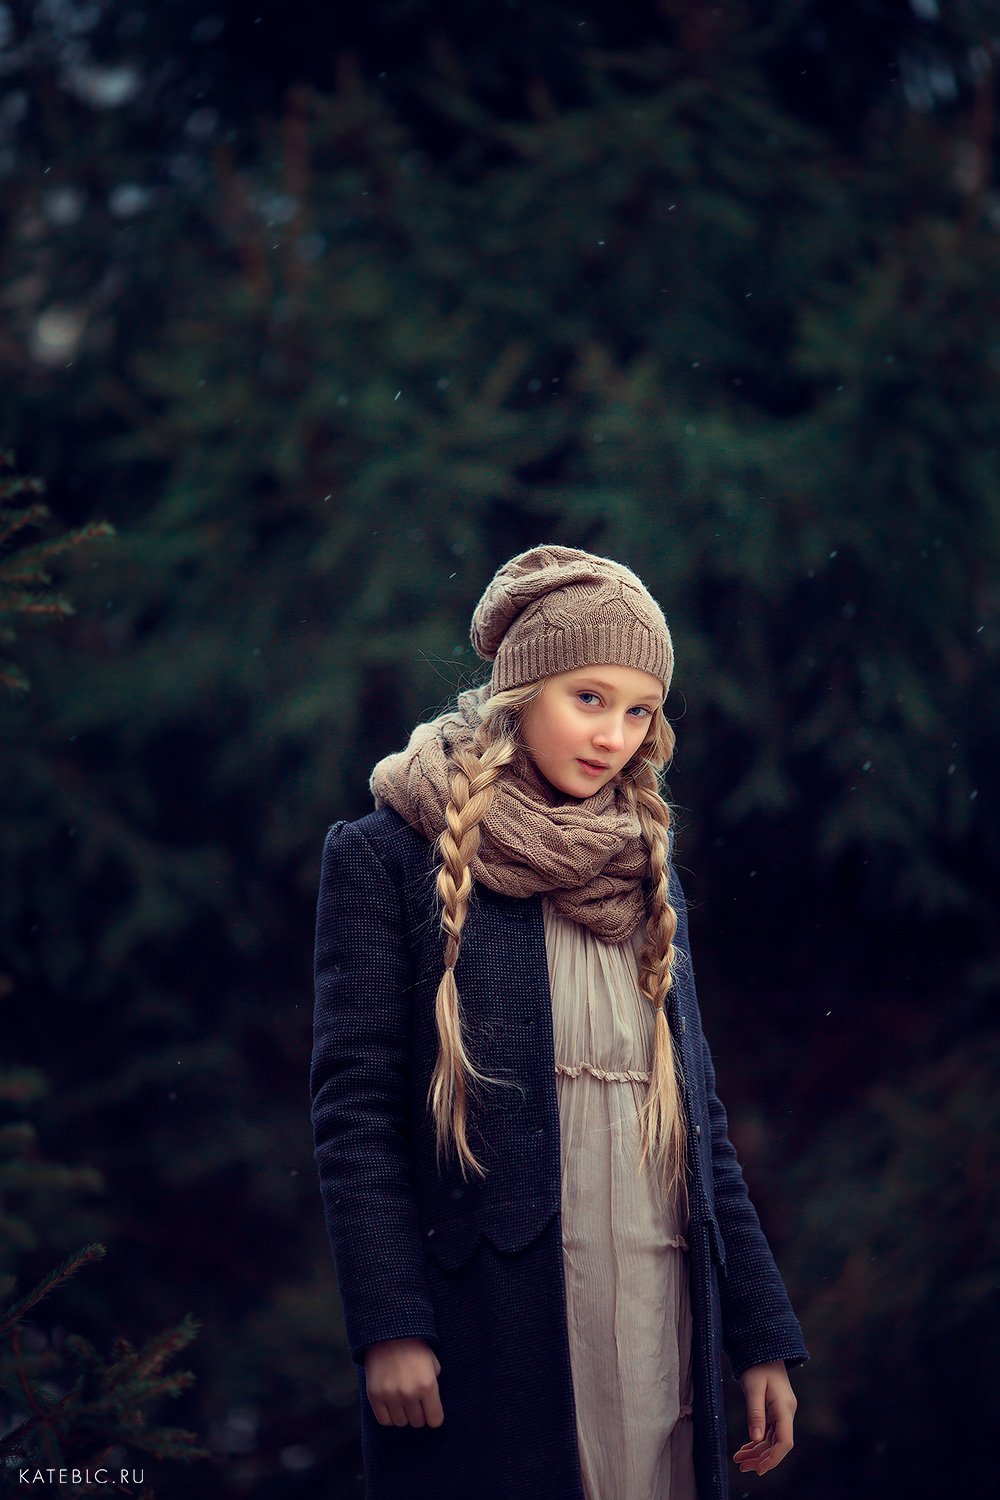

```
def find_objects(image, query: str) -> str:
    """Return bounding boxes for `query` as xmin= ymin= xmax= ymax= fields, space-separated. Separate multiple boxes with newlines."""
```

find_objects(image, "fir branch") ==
xmin=0 ymin=1314 xmax=209 ymax=1468
xmin=7 ymin=517 xmax=117 ymax=565
xmin=0 ymin=452 xmax=117 ymax=696
xmin=0 ymin=501 xmax=50 ymax=549
xmin=0 ymin=1243 xmax=107 ymax=1338
xmin=0 ymin=594 xmax=76 ymax=617
xmin=108 ymin=1315 xmax=203 ymax=1388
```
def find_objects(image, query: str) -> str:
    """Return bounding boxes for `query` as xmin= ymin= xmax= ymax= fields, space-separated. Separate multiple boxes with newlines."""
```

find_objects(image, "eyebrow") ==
xmin=573 ymin=677 xmax=662 ymax=706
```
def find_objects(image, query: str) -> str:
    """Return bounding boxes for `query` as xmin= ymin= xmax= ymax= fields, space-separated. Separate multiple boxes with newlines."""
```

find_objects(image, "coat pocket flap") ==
xmin=423 ymin=1197 xmax=560 ymax=1272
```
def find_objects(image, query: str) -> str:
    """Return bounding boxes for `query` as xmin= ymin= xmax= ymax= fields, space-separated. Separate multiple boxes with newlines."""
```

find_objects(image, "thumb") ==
xmin=742 ymin=1378 xmax=766 ymax=1443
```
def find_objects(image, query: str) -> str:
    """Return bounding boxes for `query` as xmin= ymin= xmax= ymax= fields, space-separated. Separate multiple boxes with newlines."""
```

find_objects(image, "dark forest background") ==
xmin=2 ymin=1 xmax=999 ymax=1496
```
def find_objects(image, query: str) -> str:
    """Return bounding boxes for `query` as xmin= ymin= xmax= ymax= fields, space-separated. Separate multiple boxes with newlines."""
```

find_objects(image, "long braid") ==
xmin=427 ymin=680 xmax=687 ymax=1210
xmin=632 ymin=780 xmax=690 ymax=1215
xmin=427 ymin=687 xmax=540 ymax=1179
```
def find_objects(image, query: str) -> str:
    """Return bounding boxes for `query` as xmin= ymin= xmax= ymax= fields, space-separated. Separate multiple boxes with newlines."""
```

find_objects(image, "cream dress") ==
xmin=542 ymin=895 xmax=697 ymax=1500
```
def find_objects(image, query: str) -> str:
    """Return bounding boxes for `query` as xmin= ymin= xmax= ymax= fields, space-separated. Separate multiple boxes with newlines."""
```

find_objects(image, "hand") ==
xmin=733 ymin=1359 xmax=797 ymax=1476
xmin=363 ymin=1337 xmax=444 ymax=1428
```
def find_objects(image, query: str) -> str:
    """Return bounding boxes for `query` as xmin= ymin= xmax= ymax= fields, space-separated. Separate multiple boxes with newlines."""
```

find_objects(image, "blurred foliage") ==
xmin=0 ymin=1063 xmax=105 ymax=1271
xmin=781 ymin=1028 xmax=1000 ymax=1493
xmin=0 ymin=449 xmax=115 ymax=695
xmin=0 ymin=1066 xmax=208 ymax=1493
xmin=0 ymin=2 xmax=998 ymax=1497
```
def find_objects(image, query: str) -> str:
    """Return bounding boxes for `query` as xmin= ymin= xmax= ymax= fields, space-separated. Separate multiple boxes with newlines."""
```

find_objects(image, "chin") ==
xmin=537 ymin=760 xmax=611 ymax=799
xmin=570 ymin=771 xmax=610 ymax=795
xmin=540 ymin=770 xmax=589 ymax=800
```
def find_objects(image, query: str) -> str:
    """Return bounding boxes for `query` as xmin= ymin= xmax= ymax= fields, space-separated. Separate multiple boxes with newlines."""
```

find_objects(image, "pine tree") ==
xmin=1 ymin=7 xmax=998 ymax=1496
xmin=0 ymin=1067 xmax=208 ymax=1492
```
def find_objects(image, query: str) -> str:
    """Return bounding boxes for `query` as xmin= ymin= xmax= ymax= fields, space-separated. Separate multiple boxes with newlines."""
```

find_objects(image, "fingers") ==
xmin=423 ymin=1384 xmax=445 ymax=1428
xmin=733 ymin=1405 xmax=796 ymax=1474
xmin=750 ymin=1436 xmax=793 ymax=1476
xmin=735 ymin=1363 xmax=797 ymax=1475
xmin=368 ymin=1378 xmax=444 ymax=1428
xmin=733 ymin=1430 xmax=772 ymax=1457
xmin=734 ymin=1422 xmax=776 ymax=1472
xmin=402 ymin=1394 xmax=428 ymax=1427
xmin=364 ymin=1340 xmax=445 ymax=1429
xmin=757 ymin=1400 xmax=794 ymax=1474
xmin=370 ymin=1395 xmax=413 ymax=1426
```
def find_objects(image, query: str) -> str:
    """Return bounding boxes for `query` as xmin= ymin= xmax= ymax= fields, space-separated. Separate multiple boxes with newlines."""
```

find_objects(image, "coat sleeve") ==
xmin=700 ymin=1030 xmax=810 ymax=1380
xmin=310 ymin=819 xmax=440 ymax=1367
xmin=670 ymin=857 xmax=810 ymax=1383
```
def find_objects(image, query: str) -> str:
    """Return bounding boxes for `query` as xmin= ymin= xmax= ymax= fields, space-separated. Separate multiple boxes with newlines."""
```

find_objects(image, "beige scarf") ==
xmin=369 ymin=684 xmax=652 ymax=944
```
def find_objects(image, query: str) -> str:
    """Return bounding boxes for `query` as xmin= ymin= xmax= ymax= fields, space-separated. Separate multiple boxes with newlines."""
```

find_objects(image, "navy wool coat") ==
xmin=310 ymin=806 xmax=809 ymax=1500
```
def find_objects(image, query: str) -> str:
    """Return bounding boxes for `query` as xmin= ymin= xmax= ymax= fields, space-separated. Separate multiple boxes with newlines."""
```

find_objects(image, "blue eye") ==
xmin=576 ymin=692 xmax=651 ymax=718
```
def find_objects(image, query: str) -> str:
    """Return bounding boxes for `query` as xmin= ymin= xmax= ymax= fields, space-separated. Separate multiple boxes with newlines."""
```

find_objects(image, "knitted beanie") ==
xmin=470 ymin=543 xmax=673 ymax=699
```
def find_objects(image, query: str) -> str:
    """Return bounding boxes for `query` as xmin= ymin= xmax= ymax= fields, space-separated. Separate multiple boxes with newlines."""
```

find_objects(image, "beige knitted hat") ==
xmin=470 ymin=543 xmax=673 ymax=699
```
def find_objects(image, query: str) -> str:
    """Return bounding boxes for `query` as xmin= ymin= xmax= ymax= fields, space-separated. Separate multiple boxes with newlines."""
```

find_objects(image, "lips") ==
xmin=578 ymin=759 xmax=609 ymax=770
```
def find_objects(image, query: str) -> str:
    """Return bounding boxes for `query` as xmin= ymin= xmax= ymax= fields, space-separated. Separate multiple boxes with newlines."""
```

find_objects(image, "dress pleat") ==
xmin=542 ymin=896 xmax=697 ymax=1500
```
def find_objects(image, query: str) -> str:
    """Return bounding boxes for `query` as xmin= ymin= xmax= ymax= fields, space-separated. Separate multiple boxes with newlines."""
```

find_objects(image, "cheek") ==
xmin=527 ymin=705 xmax=566 ymax=751
xmin=564 ymin=712 xmax=589 ymax=745
xmin=625 ymin=723 xmax=649 ymax=755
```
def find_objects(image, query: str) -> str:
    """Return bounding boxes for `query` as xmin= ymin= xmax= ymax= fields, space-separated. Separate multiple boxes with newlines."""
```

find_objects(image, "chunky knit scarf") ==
xmin=369 ymin=684 xmax=652 ymax=944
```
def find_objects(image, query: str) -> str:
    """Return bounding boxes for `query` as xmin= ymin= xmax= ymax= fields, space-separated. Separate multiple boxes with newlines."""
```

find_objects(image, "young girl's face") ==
xmin=519 ymin=663 xmax=664 ymax=799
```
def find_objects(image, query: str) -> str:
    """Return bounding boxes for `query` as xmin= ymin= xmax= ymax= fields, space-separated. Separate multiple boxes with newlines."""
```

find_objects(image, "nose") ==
xmin=592 ymin=716 xmax=628 ymax=753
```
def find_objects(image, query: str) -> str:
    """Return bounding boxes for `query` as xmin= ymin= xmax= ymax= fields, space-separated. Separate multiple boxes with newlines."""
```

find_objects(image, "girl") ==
xmin=310 ymin=544 xmax=808 ymax=1500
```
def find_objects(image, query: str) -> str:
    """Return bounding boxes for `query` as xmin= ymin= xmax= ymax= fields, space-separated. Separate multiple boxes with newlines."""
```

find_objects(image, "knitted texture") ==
xmin=470 ymin=543 xmax=674 ymax=698
xmin=309 ymin=805 xmax=809 ymax=1500
xmin=368 ymin=682 xmax=651 ymax=943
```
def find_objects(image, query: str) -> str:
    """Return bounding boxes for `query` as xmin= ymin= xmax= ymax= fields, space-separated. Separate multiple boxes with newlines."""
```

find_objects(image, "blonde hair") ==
xmin=426 ymin=676 xmax=689 ymax=1215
